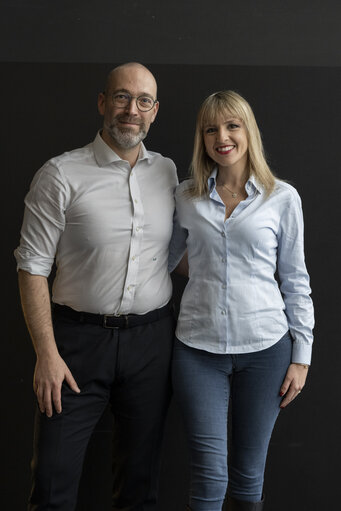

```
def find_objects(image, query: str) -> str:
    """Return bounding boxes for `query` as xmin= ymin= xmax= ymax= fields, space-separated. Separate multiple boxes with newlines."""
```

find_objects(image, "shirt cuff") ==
xmin=14 ymin=248 xmax=53 ymax=277
xmin=291 ymin=341 xmax=312 ymax=365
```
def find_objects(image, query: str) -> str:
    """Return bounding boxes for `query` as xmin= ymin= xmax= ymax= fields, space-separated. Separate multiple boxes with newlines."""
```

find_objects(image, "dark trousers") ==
xmin=28 ymin=308 xmax=175 ymax=511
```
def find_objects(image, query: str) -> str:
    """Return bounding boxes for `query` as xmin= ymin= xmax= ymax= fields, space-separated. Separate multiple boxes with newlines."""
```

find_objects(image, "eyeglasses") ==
xmin=111 ymin=92 xmax=158 ymax=112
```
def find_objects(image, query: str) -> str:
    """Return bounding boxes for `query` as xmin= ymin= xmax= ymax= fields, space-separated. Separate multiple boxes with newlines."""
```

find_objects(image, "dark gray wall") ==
xmin=1 ymin=0 xmax=341 ymax=66
xmin=2 ymin=2 xmax=341 ymax=510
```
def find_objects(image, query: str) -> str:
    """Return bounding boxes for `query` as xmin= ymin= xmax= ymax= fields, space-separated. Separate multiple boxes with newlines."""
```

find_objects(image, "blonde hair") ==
xmin=188 ymin=90 xmax=276 ymax=197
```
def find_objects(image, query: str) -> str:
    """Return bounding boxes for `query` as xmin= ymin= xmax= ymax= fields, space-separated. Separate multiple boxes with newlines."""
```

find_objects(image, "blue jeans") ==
xmin=172 ymin=331 xmax=292 ymax=510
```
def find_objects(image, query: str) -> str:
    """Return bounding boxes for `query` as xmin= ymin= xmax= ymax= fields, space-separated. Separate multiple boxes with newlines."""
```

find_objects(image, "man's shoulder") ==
xmin=145 ymin=149 xmax=174 ymax=166
xmin=175 ymin=178 xmax=193 ymax=196
xmin=49 ymin=142 xmax=94 ymax=168
xmin=29 ymin=141 xmax=95 ymax=190
xmin=145 ymin=150 xmax=178 ymax=184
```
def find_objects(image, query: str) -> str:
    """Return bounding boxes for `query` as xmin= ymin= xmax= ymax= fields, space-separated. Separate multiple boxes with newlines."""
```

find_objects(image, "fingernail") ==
xmin=279 ymin=391 xmax=284 ymax=396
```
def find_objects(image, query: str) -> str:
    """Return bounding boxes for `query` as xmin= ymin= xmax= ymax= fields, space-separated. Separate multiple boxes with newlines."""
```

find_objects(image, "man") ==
xmin=15 ymin=62 xmax=178 ymax=510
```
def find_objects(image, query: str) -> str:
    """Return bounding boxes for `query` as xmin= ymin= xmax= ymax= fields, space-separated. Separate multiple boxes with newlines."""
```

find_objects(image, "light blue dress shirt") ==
xmin=169 ymin=169 xmax=314 ymax=364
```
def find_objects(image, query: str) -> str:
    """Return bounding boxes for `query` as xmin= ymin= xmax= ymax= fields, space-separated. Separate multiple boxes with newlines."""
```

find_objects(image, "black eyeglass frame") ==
xmin=107 ymin=92 xmax=159 ymax=112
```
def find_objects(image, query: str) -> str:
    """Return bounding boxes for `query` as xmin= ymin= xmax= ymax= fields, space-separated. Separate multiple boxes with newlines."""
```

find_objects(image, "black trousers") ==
xmin=28 ymin=307 xmax=175 ymax=511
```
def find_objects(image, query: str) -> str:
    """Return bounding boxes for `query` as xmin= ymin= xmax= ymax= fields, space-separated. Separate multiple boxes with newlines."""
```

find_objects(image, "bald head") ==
xmin=98 ymin=62 xmax=159 ymax=162
xmin=104 ymin=62 xmax=157 ymax=98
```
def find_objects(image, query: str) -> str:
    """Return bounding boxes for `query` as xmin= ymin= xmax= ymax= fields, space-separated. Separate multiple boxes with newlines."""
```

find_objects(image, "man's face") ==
xmin=98 ymin=66 xmax=159 ymax=151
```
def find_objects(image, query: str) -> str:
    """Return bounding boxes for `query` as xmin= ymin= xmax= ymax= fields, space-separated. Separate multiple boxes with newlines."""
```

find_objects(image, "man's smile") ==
xmin=116 ymin=115 xmax=142 ymax=127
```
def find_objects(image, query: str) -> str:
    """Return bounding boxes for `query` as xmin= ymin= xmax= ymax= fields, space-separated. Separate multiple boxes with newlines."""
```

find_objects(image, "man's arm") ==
xmin=18 ymin=270 xmax=80 ymax=417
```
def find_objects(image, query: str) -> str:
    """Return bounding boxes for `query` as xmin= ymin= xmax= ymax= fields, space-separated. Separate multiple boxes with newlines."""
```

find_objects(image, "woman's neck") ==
xmin=216 ymin=165 xmax=249 ymax=189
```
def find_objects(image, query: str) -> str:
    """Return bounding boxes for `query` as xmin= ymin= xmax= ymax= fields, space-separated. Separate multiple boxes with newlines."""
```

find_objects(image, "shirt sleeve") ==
xmin=168 ymin=188 xmax=188 ymax=273
xmin=14 ymin=161 xmax=68 ymax=277
xmin=277 ymin=188 xmax=314 ymax=364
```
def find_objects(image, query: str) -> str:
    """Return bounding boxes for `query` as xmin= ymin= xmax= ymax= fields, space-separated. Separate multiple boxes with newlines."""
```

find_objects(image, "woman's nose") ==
xmin=216 ymin=127 xmax=228 ymax=142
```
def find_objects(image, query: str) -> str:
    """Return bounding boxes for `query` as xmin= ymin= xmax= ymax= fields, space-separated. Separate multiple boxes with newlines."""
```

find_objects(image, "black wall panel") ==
xmin=2 ymin=62 xmax=340 ymax=510
xmin=2 ymin=1 xmax=340 ymax=509
xmin=1 ymin=1 xmax=340 ymax=66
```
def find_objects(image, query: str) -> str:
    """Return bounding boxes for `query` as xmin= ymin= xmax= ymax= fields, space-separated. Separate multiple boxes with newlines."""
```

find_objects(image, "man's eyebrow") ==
xmin=112 ymin=88 xmax=154 ymax=99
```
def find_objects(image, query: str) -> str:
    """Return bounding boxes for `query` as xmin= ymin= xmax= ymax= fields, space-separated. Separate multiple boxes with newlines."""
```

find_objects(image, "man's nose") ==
xmin=124 ymin=97 xmax=139 ymax=115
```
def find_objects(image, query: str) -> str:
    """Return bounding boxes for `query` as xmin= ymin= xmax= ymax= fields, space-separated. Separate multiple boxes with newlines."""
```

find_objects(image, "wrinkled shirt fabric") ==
xmin=15 ymin=132 xmax=178 ymax=315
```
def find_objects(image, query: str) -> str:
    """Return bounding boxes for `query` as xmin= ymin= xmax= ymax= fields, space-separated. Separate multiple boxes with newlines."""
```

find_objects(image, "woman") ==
xmin=169 ymin=91 xmax=314 ymax=511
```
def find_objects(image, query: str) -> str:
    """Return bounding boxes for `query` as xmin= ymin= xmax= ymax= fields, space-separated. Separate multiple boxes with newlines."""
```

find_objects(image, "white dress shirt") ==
xmin=168 ymin=170 xmax=314 ymax=364
xmin=15 ymin=132 xmax=178 ymax=315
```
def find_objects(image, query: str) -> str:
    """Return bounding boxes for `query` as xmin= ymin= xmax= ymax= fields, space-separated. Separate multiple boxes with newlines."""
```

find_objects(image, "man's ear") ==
xmin=97 ymin=92 xmax=106 ymax=116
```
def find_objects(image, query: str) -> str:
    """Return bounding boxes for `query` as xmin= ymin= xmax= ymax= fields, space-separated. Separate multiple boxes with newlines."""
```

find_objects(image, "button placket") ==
xmin=221 ymin=223 xmax=229 ymax=331
xmin=119 ymin=169 xmax=144 ymax=314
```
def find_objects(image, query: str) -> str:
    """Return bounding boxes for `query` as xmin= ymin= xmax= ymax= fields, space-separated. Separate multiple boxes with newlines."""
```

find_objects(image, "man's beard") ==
xmin=105 ymin=115 xmax=147 ymax=149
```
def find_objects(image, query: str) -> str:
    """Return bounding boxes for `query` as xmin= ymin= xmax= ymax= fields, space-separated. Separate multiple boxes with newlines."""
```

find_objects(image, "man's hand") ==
xmin=34 ymin=353 xmax=80 ymax=417
xmin=279 ymin=363 xmax=309 ymax=409
xmin=18 ymin=270 xmax=81 ymax=417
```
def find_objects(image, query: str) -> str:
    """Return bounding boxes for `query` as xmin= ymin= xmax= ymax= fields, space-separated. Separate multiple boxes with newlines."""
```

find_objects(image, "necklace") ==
xmin=216 ymin=183 xmax=239 ymax=198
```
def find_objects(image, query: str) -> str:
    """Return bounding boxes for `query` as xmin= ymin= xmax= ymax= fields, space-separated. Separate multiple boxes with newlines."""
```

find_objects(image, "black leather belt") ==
xmin=53 ymin=302 xmax=173 ymax=329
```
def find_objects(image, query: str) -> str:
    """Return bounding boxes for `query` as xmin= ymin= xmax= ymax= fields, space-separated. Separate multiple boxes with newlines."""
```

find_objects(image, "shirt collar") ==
xmin=138 ymin=142 xmax=152 ymax=162
xmin=247 ymin=174 xmax=263 ymax=195
xmin=208 ymin=167 xmax=218 ymax=192
xmin=208 ymin=167 xmax=263 ymax=195
xmin=92 ymin=131 xmax=153 ymax=167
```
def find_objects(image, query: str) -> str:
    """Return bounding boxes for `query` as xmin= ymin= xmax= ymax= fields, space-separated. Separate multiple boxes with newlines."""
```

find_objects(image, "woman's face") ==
xmin=203 ymin=112 xmax=248 ymax=173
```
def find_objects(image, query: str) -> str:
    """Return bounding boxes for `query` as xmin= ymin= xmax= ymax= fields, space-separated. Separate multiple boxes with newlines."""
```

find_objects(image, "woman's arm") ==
xmin=174 ymin=251 xmax=189 ymax=277
xmin=276 ymin=188 xmax=314 ymax=406
xmin=277 ymin=188 xmax=314 ymax=365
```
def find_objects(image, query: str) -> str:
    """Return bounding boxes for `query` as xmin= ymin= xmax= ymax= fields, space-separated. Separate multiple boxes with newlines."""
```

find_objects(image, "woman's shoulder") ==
xmin=273 ymin=179 xmax=302 ymax=203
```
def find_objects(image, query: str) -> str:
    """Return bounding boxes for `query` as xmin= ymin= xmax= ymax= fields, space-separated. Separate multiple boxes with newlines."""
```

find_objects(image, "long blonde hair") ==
xmin=188 ymin=90 xmax=276 ymax=197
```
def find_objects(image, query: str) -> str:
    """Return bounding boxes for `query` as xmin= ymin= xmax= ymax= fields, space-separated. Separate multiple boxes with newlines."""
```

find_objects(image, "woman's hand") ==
xmin=279 ymin=363 xmax=309 ymax=409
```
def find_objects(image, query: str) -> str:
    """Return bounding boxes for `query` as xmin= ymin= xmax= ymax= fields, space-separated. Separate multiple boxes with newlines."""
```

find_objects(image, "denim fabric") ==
xmin=172 ymin=331 xmax=292 ymax=510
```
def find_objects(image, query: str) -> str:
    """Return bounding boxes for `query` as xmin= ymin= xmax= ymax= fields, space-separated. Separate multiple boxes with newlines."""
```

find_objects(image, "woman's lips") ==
xmin=216 ymin=145 xmax=235 ymax=155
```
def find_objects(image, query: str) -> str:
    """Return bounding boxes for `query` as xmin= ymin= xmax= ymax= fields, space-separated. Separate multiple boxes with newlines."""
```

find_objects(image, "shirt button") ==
xmin=221 ymin=310 xmax=227 ymax=315
xmin=136 ymin=226 xmax=142 ymax=232
xmin=127 ymin=285 xmax=132 ymax=291
xmin=222 ymin=258 xmax=227 ymax=263
xmin=221 ymin=231 xmax=226 ymax=237
xmin=222 ymin=284 xmax=227 ymax=289
xmin=134 ymin=199 xmax=138 ymax=204
xmin=132 ymin=256 xmax=136 ymax=261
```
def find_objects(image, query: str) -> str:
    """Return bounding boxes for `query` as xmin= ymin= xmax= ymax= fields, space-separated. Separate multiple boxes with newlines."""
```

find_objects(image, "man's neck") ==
xmin=100 ymin=131 xmax=141 ymax=168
